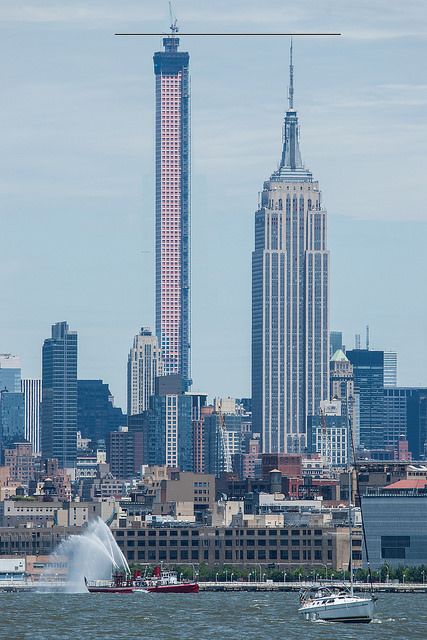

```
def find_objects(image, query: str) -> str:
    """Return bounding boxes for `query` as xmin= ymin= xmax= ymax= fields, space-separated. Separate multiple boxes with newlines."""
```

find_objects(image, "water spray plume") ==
xmin=44 ymin=517 xmax=129 ymax=593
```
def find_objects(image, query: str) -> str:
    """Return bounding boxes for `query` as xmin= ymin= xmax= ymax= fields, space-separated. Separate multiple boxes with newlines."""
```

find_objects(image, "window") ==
xmin=381 ymin=536 xmax=410 ymax=560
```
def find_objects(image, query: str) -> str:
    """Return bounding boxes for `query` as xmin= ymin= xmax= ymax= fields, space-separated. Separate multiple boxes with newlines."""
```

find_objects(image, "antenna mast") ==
xmin=288 ymin=38 xmax=294 ymax=109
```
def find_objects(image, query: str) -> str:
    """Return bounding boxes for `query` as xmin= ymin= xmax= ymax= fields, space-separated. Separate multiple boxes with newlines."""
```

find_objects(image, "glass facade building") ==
xmin=346 ymin=349 xmax=384 ymax=450
xmin=363 ymin=489 xmax=427 ymax=568
xmin=41 ymin=322 xmax=78 ymax=467
xmin=145 ymin=378 xmax=193 ymax=471
xmin=384 ymin=387 xmax=427 ymax=458
xmin=0 ymin=354 xmax=21 ymax=393
xmin=252 ymin=44 xmax=329 ymax=453
xmin=384 ymin=351 xmax=398 ymax=387
xmin=77 ymin=379 xmax=126 ymax=446
xmin=154 ymin=35 xmax=191 ymax=389
xmin=330 ymin=332 xmax=343 ymax=358
xmin=21 ymin=379 xmax=42 ymax=455
xmin=0 ymin=390 xmax=25 ymax=459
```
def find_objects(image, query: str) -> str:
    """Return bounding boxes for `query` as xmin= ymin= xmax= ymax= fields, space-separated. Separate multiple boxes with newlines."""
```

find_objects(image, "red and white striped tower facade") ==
xmin=154 ymin=34 xmax=191 ymax=389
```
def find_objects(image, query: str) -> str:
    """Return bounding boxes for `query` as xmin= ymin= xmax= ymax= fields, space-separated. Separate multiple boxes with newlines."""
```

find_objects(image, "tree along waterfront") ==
xmin=129 ymin=562 xmax=427 ymax=584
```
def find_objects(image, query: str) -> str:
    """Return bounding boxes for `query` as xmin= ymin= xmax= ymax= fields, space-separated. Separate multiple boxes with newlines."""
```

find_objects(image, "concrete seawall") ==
xmin=1 ymin=579 xmax=427 ymax=593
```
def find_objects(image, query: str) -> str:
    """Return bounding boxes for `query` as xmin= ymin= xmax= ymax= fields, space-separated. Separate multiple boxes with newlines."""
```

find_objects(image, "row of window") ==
xmin=124 ymin=549 xmax=327 ymax=563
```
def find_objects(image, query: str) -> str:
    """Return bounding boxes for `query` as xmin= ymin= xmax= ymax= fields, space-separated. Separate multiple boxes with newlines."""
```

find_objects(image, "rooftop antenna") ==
xmin=169 ymin=1 xmax=179 ymax=34
xmin=288 ymin=37 xmax=294 ymax=109
xmin=366 ymin=325 xmax=370 ymax=351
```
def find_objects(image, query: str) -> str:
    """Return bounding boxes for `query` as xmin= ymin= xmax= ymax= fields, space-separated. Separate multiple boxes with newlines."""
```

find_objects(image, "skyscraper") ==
xmin=127 ymin=328 xmax=163 ymax=416
xmin=384 ymin=387 xmax=427 ymax=458
xmin=346 ymin=349 xmax=384 ymax=450
xmin=330 ymin=331 xmax=343 ymax=358
xmin=0 ymin=390 xmax=25 ymax=458
xmin=384 ymin=351 xmax=398 ymax=387
xmin=21 ymin=378 xmax=42 ymax=454
xmin=0 ymin=354 xmax=21 ymax=393
xmin=78 ymin=379 xmax=126 ymax=445
xmin=330 ymin=349 xmax=358 ymax=444
xmin=41 ymin=322 xmax=78 ymax=467
xmin=145 ymin=375 xmax=193 ymax=471
xmin=252 ymin=42 xmax=329 ymax=453
xmin=153 ymin=28 xmax=191 ymax=389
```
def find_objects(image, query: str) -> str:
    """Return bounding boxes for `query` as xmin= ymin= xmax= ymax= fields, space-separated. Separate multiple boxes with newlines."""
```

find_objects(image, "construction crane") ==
xmin=168 ymin=1 xmax=179 ymax=34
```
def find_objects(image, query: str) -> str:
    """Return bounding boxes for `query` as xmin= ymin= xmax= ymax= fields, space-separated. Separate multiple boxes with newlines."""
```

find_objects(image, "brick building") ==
xmin=112 ymin=522 xmax=361 ymax=570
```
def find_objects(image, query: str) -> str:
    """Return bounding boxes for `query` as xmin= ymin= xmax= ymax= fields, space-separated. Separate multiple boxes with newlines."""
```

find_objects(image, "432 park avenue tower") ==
xmin=252 ymin=43 xmax=329 ymax=453
xmin=154 ymin=33 xmax=191 ymax=389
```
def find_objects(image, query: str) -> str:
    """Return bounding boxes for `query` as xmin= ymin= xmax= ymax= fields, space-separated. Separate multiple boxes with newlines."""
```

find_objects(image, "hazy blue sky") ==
xmin=1 ymin=1 xmax=426 ymax=408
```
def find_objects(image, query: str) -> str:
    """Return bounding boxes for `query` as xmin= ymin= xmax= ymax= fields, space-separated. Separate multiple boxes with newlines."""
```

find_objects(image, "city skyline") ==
xmin=1 ymin=1 xmax=426 ymax=407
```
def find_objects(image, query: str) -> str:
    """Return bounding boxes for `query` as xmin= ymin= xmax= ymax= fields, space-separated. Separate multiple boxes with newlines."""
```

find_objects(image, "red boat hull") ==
xmin=145 ymin=582 xmax=199 ymax=594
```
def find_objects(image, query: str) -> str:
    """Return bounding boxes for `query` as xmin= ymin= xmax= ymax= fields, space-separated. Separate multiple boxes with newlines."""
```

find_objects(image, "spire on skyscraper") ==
xmin=276 ymin=39 xmax=308 ymax=179
xmin=288 ymin=38 xmax=294 ymax=110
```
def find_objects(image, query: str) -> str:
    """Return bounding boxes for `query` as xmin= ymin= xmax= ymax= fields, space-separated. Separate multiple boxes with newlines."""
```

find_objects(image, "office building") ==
xmin=252 ymin=42 xmax=329 ymax=454
xmin=363 ymin=485 xmax=427 ymax=568
xmin=107 ymin=427 xmax=141 ymax=479
xmin=0 ymin=354 xmax=21 ymax=393
xmin=0 ymin=390 xmax=25 ymax=457
xmin=41 ymin=322 xmax=78 ymax=467
xmin=112 ymin=522 xmax=359 ymax=570
xmin=203 ymin=411 xmax=242 ymax=477
xmin=307 ymin=401 xmax=348 ymax=466
xmin=154 ymin=29 xmax=191 ymax=388
xmin=78 ymin=379 xmax=125 ymax=445
xmin=330 ymin=349 xmax=358 ymax=445
xmin=146 ymin=375 xmax=193 ymax=471
xmin=21 ymin=379 xmax=42 ymax=455
xmin=330 ymin=332 xmax=343 ymax=358
xmin=346 ymin=350 xmax=384 ymax=450
xmin=127 ymin=328 xmax=163 ymax=417
xmin=4 ymin=443 xmax=34 ymax=484
xmin=384 ymin=388 xmax=427 ymax=458
xmin=384 ymin=351 xmax=398 ymax=387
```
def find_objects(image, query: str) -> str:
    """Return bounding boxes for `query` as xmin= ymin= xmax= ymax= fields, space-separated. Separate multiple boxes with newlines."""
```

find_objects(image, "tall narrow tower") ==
xmin=41 ymin=321 xmax=78 ymax=467
xmin=252 ymin=42 xmax=329 ymax=453
xmin=153 ymin=23 xmax=191 ymax=389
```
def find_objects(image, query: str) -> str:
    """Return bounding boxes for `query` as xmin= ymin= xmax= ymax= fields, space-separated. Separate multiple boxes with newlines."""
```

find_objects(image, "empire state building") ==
xmin=252 ymin=42 xmax=329 ymax=453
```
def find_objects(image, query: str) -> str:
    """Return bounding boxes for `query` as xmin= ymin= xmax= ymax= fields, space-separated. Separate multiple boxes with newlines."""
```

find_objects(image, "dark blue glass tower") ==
xmin=41 ymin=321 xmax=78 ymax=467
xmin=346 ymin=349 xmax=384 ymax=450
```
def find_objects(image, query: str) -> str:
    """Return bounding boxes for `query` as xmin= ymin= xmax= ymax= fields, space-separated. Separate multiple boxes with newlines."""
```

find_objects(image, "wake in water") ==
xmin=43 ymin=517 xmax=129 ymax=593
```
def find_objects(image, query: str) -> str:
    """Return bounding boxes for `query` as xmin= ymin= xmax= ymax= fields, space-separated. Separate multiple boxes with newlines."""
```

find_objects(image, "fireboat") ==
xmin=85 ymin=566 xmax=199 ymax=594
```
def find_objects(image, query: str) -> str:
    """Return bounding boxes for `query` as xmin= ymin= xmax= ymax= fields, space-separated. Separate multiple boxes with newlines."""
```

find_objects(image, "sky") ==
xmin=1 ymin=0 xmax=426 ymax=409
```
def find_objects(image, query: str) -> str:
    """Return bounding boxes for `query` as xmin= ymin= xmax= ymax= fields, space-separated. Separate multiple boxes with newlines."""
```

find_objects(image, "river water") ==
xmin=1 ymin=591 xmax=425 ymax=639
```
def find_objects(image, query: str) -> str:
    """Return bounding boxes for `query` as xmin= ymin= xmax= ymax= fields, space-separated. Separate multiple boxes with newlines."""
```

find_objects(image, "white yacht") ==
xmin=298 ymin=419 xmax=377 ymax=623
xmin=298 ymin=585 xmax=376 ymax=623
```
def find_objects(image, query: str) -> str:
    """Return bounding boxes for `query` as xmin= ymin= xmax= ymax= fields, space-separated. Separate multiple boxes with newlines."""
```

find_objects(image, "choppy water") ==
xmin=1 ymin=592 xmax=425 ymax=640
